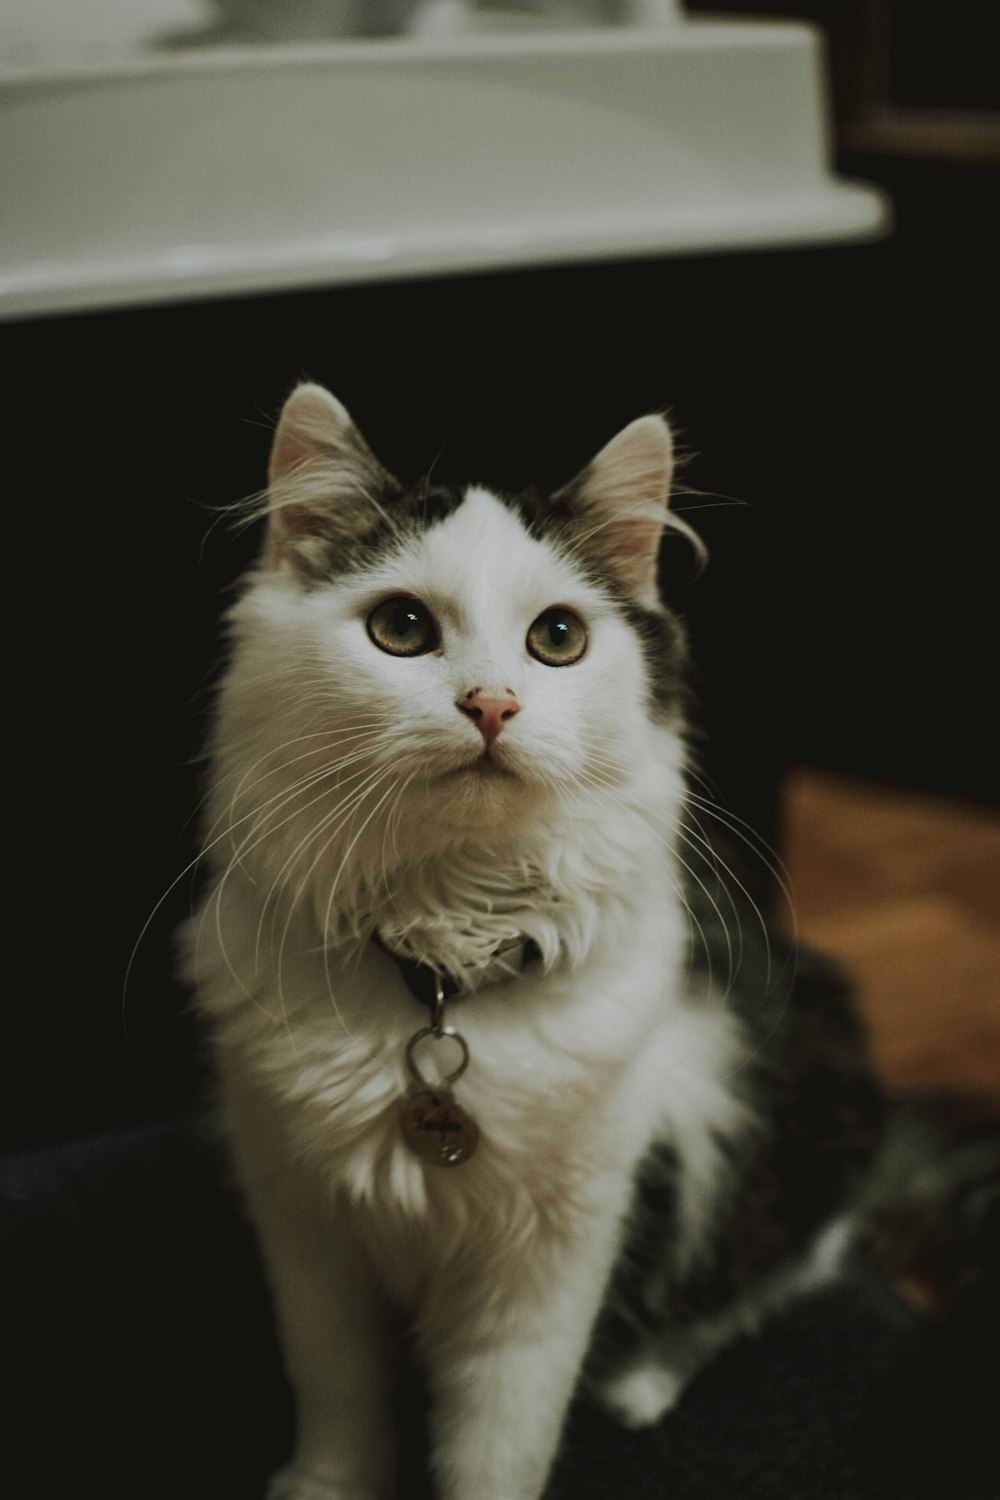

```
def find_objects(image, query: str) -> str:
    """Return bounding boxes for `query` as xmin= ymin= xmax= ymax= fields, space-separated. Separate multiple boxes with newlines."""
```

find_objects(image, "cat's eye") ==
xmin=526 ymin=607 xmax=588 ymax=667
xmin=366 ymin=597 xmax=438 ymax=657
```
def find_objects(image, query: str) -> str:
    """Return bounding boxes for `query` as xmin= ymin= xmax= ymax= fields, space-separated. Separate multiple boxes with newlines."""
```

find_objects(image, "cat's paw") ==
xmin=266 ymin=1466 xmax=388 ymax=1500
xmin=596 ymin=1360 xmax=686 ymax=1430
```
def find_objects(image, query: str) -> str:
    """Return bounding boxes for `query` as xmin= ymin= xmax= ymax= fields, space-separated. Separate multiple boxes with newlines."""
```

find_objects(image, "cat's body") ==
xmin=183 ymin=383 xmax=882 ymax=1500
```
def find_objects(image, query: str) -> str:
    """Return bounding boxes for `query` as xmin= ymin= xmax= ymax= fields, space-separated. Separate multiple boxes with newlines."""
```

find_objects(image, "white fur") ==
xmin=185 ymin=483 xmax=743 ymax=1500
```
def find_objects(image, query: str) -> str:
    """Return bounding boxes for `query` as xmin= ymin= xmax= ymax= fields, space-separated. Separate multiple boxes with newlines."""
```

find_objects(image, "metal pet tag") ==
xmin=401 ymin=1090 xmax=480 ymax=1167
xmin=402 ymin=1018 xmax=480 ymax=1168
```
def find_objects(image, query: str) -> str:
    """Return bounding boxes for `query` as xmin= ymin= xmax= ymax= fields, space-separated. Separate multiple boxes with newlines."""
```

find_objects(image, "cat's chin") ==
xmin=428 ymin=751 xmax=540 ymax=826
xmin=446 ymin=756 xmax=517 ymax=783
xmin=430 ymin=741 xmax=520 ymax=782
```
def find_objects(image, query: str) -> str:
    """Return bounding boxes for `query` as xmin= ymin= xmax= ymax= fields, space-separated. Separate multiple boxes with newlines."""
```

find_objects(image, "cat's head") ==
xmin=223 ymin=383 xmax=695 ymax=859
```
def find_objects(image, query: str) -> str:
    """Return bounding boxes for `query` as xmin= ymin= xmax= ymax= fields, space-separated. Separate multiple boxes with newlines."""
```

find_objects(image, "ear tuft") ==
xmin=587 ymin=415 xmax=674 ymax=511
xmin=267 ymin=382 xmax=355 ymax=488
xmin=265 ymin=382 xmax=399 ymax=576
xmin=554 ymin=414 xmax=675 ymax=606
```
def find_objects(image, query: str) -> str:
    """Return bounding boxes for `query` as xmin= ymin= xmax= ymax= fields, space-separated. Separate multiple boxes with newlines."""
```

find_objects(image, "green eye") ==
xmin=366 ymin=597 xmax=438 ymax=657
xmin=526 ymin=607 xmax=588 ymax=667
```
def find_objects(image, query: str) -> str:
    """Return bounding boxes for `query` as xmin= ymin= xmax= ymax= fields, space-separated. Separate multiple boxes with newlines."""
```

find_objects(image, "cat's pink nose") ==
xmin=456 ymin=690 xmax=521 ymax=745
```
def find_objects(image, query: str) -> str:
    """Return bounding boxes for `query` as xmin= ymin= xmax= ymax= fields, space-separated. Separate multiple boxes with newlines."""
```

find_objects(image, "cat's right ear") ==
xmin=265 ymin=382 xmax=400 ymax=576
xmin=551 ymin=415 xmax=676 ymax=608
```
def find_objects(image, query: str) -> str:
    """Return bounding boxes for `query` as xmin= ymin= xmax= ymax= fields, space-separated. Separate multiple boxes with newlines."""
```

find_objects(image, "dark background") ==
xmin=3 ymin=1 xmax=997 ymax=1153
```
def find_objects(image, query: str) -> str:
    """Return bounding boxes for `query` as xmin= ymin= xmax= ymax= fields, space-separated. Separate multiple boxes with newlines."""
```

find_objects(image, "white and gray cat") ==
xmin=183 ymin=382 xmax=888 ymax=1500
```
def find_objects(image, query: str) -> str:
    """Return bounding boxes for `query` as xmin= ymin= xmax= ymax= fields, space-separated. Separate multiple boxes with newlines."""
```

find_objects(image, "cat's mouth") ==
xmin=446 ymin=750 xmax=518 ymax=782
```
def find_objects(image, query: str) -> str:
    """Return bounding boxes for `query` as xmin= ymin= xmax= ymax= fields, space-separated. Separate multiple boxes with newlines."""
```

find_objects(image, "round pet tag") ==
xmin=401 ymin=1090 xmax=480 ymax=1167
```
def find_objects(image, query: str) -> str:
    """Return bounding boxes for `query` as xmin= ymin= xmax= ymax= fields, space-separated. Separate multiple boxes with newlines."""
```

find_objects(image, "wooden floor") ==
xmin=780 ymin=768 xmax=1000 ymax=1101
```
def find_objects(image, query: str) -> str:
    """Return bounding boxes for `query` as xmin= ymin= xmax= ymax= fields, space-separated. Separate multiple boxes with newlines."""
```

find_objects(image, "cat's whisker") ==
xmin=574 ymin=743 xmax=756 ymax=1002
xmin=220 ymin=766 xmax=353 ymax=892
xmin=204 ymin=746 xmax=395 ymax=1006
xmin=574 ymin=704 xmax=797 ymax=1062
xmin=219 ymin=756 xmax=381 ymax=954
xmin=671 ymin=823 xmax=750 ymax=998
xmin=265 ymin=762 xmax=399 ymax=986
xmin=687 ymin=792 xmax=795 ymax=967
xmin=259 ymin=785 xmax=365 ymax=977
xmin=123 ymin=844 xmax=215 ymax=1038
xmin=201 ymin=715 xmax=390 ymax=842
xmin=683 ymin=781 xmax=799 ymax=937
xmin=677 ymin=810 xmax=771 ymax=984
xmin=675 ymin=806 xmax=801 ymax=1064
xmin=317 ymin=771 xmax=405 ymax=1023
xmin=214 ymin=720 xmax=394 ymax=830
xmin=560 ymin=759 xmax=733 ymax=998
xmin=125 ymin=737 xmax=382 ymax=1026
xmin=572 ymin=735 xmax=778 ymax=995
xmin=379 ymin=769 xmax=420 ymax=899
xmin=220 ymin=738 xmax=389 ymax=880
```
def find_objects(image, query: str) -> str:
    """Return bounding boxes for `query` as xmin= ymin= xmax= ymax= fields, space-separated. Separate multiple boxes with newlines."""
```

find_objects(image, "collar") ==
xmin=375 ymin=932 xmax=541 ymax=1012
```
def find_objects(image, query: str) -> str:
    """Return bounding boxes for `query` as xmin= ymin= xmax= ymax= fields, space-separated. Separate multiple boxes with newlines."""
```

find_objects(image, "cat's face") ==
xmin=268 ymin=484 xmax=667 ymax=828
xmin=223 ymin=383 xmax=691 ymax=850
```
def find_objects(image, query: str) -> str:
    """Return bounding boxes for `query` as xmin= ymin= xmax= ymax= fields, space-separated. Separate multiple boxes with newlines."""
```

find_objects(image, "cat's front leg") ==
xmin=223 ymin=1084 xmax=395 ymax=1500
xmin=259 ymin=1215 xmax=395 ymax=1500
xmin=418 ymin=1193 xmax=626 ymax=1500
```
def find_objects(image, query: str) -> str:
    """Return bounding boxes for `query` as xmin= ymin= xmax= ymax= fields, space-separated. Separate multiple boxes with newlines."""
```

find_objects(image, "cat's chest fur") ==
xmin=188 ymin=807 xmax=740 ymax=1229
xmin=193 ymin=884 xmax=746 ymax=1327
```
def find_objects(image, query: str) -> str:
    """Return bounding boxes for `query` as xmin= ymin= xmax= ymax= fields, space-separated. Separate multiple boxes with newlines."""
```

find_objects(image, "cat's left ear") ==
xmin=553 ymin=415 xmax=674 ymax=608
xmin=265 ymin=381 xmax=400 ymax=576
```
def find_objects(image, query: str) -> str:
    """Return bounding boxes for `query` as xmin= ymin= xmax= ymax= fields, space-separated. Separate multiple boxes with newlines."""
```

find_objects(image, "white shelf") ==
xmin=0 ymin=9 xmax=889 ymax=321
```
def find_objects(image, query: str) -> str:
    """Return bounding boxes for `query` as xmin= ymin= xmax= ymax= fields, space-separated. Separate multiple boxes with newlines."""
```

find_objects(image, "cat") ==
xmin=181 ymin=380 xmax=890 ymax=1500
xmin=188 ymin=0 xmax=683 ymax=46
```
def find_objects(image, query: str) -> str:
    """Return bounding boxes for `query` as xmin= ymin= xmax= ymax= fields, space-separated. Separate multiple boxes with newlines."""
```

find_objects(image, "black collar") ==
xmin=376 ymin=933 xmax=542 ymax=1013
